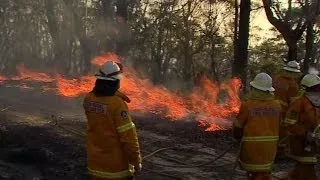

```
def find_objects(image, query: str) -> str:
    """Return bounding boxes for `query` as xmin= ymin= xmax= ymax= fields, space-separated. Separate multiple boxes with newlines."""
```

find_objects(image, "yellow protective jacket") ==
xmin=284 ymin=94 xmax=320 ymax=164
xmin=233 ymin=90 xmax=282 ymax=172
xmin=83 ymin=92 xmax=141 ymax=179
xmin=273 ymin=75 xmax=299 ymax=112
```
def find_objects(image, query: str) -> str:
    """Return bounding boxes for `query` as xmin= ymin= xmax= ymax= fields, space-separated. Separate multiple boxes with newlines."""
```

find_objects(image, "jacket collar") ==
xmin=248 ymin=89 xmax=275 ymax=101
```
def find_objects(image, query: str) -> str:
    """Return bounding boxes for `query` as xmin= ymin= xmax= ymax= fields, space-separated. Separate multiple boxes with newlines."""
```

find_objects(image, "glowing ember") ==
xmin=91 ymin=52 xmax=120 ymax=66
xmin=12 ymin=65 xmax=54 ymax=83
xmin=198 ymin=120 xmax=226 ymax=131
xmin=0 ymin=52 xmax=241 ymax=131
xmin=0 ymin=75 xmax=7 ymax=82
xmin=56 ymin=75 xmax=95 ymax=98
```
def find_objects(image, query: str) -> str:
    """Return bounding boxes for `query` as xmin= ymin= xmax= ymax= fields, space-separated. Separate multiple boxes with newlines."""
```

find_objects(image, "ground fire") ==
xmin=0 ymin=52 xmax=241 ymax=131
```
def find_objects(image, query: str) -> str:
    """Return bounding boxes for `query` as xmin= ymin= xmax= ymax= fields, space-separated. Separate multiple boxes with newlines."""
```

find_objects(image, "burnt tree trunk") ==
xmin=211 ymin=42 xmax=219 ymax=82
xmin=116 ymin=0 xmax=128 ymax=21
xmin=101 ymin=0 xmax=114 ymax=20
xmin=151 ymin=25 xmax=164 ymax=84
xmin=304 ymin=21 xmax=315 ymax=72
xmin=182 ymin=0 xmax=194 ymax=83
xmin=101 ymin=0 xmax=115 ymax=52
xmin=233 ymin=0 xmax=250 ymax=89
xmin=45 ymin=0 xmax=58 ymax=59
xmin=45 ymin=0 xmax=68 ymax=73
xmin=287 ymin=42 xmax=298 ymax=62
xmin=63 ymin=0 xmax=92 ymax=74
xmin=115 ymin=0 xmax=130 ymax=56
xmin=233 ymin=0 xmax=239 ymax=65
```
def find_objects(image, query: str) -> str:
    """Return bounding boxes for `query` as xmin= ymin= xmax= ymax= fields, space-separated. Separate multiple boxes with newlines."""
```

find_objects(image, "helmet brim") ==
xmin=250 ymin=81 xmax=275 ymax=92
xmin=283 ymin=67 xmax=301 ymax=73
xmin=95 ymin=74 xmax=122 ymax=81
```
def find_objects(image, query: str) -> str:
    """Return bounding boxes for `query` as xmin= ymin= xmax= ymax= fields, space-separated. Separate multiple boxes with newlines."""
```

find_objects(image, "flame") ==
xmin=0 ymin=52 xmax=241 ymax=131
xmin=56 ymin=75 xmax=95 ymax=97
xmin=0 ymin=75 xmax=7 ymax=82
xmin=12 ymin=65 xmax=54 ymax=83
xmin=92 ymin=52 xmax=121 ymax=66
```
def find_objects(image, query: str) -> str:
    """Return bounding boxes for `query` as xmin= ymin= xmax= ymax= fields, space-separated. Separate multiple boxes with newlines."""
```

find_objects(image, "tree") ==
xmin=262 ymin=0 xmax=318 ymax=65
xmin=304 ymin=0 xmax=319 ymax=71
xmin=232 ymin=0 xmax=251 ymax=88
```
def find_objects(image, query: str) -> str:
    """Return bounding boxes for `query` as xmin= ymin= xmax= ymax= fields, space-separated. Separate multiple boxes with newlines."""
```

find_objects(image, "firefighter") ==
xmin=233 ymin=72 xmax=282 ymax=180
xmin=273 ymin=61 xmax=301 ymax=114
xmin=284 ymin=74 xmax=320 ymax=180
xmin=273 ymin=61 xmax=301 ymax=151
xmin=83 ymin=61 xmax=142 ymax=180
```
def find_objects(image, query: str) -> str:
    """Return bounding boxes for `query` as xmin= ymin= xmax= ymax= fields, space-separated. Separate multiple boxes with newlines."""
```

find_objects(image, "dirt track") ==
xmin=0 ymin=86 xmax=318 ymax=180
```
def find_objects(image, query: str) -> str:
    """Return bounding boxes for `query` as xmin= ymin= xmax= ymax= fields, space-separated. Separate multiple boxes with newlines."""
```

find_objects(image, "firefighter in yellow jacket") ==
xmin=284 ymin=74 xmax=320 ymax=180
xmin=233 ymin=73 xmax=282 ymax=180
xmin=272 ymin=61 xmax=301 ymax=151
xmin=83 ymin=61 xmax=142 ymax=180
xmin=273 ymin=61 xmax=301 ymax=110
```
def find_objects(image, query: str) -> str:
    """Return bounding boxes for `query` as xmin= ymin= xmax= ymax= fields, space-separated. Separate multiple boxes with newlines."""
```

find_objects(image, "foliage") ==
xmin=0 ymin=0 xmax=318 ymax=89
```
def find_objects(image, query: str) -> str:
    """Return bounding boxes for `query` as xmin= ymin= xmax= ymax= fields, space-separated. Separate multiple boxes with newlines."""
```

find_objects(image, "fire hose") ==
xmin=50 ymin=115 xmax=239 ymax=179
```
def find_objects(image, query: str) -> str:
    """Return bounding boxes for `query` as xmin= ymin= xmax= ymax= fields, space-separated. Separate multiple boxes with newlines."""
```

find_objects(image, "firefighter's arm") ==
xmin=233 ymin=102 xmax=248 ymax=140
xmin=284 ymin=99 xmax=306 ymax=135
xmin=114 ymin=101 xmax=141 ymax=168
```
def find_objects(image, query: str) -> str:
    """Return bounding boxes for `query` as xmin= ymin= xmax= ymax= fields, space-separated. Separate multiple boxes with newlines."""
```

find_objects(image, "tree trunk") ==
xmin=63 ymin=0 xmax=92 ymax=74
xmin=233 ymin=0 xmax=239 ymax=63
xmin=45 ymin=0 xmax=64 ymax=71
xmin=115 ymin=0 xmax=130 ymax=56
xmin=116 ymin=0 xmax=128 ymax=22
xmin=101 ymin=0 xmax=114 ymax=21
xmin=287 ymin=42 xmax=298 ymax=62
xmin=304 ymin=21 xmax=315 ymax=72
xmin=183 ymin=0 xmax=193 ymax=83
xmin=152 ymin=26 xmax=163 ymax=84
xmin=233 ymin=0 xmax=250 ymax=89
xmin=211 ymin=42 xmax=219 ymax=82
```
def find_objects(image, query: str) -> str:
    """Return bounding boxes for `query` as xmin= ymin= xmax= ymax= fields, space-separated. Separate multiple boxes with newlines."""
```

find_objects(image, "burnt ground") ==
xmin=0 ymin=86 xmax=319 ymax=180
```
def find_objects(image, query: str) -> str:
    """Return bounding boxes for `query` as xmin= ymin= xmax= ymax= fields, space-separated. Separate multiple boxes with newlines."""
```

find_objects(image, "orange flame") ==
xmin=0 ymin=52 xmax=241 ymax=131
xmin=0 ymin=75 xmax=7 ymax=82
xmin=12 ymin=65 xmax=54 ymax=83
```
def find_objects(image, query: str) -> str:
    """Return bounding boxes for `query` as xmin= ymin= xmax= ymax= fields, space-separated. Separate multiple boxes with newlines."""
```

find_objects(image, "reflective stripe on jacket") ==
xmin=288 ymin=155 xmax=317 ymax=164
xmin=234 ymin=91 xmax=281 ymax=172
xmin=88 ymin=168 xmax=133 ymax=179
xmin=83 ymin=92 xmax=141 ymax=178
xmin=284 ymin=96 xmax=320 ymax=164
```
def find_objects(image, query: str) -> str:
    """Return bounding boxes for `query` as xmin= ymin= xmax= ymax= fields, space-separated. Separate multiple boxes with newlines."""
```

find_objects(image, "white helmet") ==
xmin=301 ymin=74 xmax=320 ymax=88
xmin=95 ymin=61 xmax=122 ymax=81
xmin=283 ymin=61 xmax=301 ymax=73
xmin=250 ymin=72 xmax=275 ymax=92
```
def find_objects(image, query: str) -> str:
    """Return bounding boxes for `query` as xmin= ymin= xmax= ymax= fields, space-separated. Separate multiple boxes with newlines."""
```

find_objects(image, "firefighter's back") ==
xmin=84 ymin=92 xmax=130 ymax=174
xmin=240 ymin=98 xmax=281 ymax=171
xmin=273 ymin=75 xmax=299 ymax=107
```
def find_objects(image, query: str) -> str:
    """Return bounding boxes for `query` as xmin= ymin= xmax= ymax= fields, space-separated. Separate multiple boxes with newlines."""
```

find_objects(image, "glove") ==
xmin=134 ymin=163 xmax=142 ymax=175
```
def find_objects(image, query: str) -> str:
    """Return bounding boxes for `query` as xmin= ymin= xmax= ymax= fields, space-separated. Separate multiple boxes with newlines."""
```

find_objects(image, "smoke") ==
xmin=308 ymin=67 xmax=319 ymax=75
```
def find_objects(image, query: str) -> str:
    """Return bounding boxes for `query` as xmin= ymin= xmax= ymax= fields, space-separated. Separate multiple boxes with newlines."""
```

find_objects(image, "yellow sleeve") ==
xmin=284 ymin=98 xmax=308 ymax=135
xmin=232 ymin=102 xmax=248 ymax=139
xmin=234 ymin=102 xmax=249 ymax=128
xmin=114 ymin=100 xmax=141 ymax=166
xmin=284 ymin=99 xmax=301 ymax=126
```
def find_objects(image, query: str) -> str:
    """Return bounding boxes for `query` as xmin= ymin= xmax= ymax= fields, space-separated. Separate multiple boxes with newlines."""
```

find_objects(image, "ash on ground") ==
xmin=0 ymin=87 xmax=318 ymax=180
